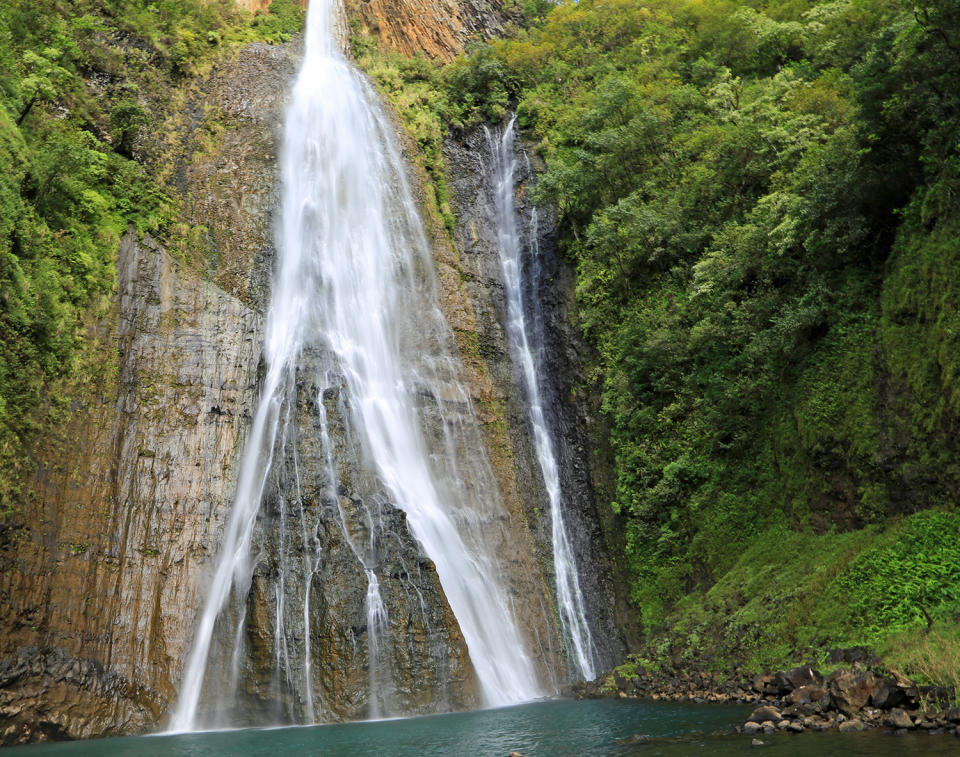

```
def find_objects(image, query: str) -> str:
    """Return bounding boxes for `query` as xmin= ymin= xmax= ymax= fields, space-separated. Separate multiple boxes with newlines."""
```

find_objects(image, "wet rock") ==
xmin=838 ymin=718 xmax=867 ymax=732
xmin=751 ymin=738 xmax=765 ymax=746
xmin=785 ymin=721 xmax=804 ymax=733
xmin=748 ymin=705 xmax=783 ymax=723
xmin=444 ymin=123 xmax=633 ymax=670
xmin=743 ymin=722 xmax=761 ymax=735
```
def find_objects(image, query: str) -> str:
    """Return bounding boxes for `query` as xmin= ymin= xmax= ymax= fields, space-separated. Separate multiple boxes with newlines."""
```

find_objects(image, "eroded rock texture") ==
xmin=0 ymin=233 xmax=263 ymax=744
xmin=0 ymin=5 xmax=631 ymax=744
xmin=344 ymin=0 xmax=511 ymax=60
xmin=0 ymin=40 xmax=288 ymax=745
xmin=444 ymin=127 xmax=635 ymax=673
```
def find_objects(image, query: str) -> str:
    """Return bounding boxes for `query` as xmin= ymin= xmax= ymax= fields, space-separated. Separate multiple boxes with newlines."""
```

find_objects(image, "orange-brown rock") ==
xmin=344 ymin=0 xmax=513 ymax=61
xmin=0 ymin=232 xmax=264 ymax=744
xmin=233 ymin=0 xmax=504 ymax=62
xmin=231 ymin=0 xmax=306 ymax=12
xmin=234 ymin=0 xmax=272 ymax=11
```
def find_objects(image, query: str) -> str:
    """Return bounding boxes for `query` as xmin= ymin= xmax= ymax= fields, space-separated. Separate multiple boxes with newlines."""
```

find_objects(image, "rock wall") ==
xmin=343 ymin=0 xmax=512 ymax=60
xmin=233 ymin=0 xmax=508 ymax=61
xmin=0 ymin=41 xmax=292 ymax=745
xmin=0 ymin=233 xmax=263 ymax=744
xmin=235 ymin=0 xmax=273 ymax=12
xmin=444 ymin=127 xmax=636 ymax=675
xmin=0 ymin=3 xmax=632 ymax=744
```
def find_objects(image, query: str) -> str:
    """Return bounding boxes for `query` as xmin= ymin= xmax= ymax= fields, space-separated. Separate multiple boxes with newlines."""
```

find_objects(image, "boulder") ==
xmin=828 ymin=670 xmax=879 ymax=716
xmin=787 ymin=685 xmax=827 ymax=705
xmin=748 ymin=705 xmax=783 ymax=724
xmin=888 ymin=708 xmax=913 ymax=729
xmin=838 ymin=718 xmax=867 ymax=732
xmin=773 ymin=667 xmax=821 ymax=694
xmin=782 ymin=703 xmax=816 ymax=718
xmin=871 ymin=681 xmax=906 ymax=709
xmin=743 ymin=722 xmax=761 ymax=735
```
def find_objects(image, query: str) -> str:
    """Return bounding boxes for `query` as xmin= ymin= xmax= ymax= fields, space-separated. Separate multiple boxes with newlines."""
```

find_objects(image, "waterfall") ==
xmin=485 ymin=118 xmax=597 ymax=681
xmin=169 ymin=0 xmax=544 ymax=732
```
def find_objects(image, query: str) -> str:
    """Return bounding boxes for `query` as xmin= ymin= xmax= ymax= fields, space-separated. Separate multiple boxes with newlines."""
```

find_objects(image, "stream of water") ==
xmin=486 ymin=118 xmax=597 ymax=681
xmin=170 ymin=0 xmax=543 ymax=730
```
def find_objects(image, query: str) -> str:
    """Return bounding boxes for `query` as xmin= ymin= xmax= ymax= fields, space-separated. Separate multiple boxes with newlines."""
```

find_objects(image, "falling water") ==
xmin=485 ymin=118 xmax=597 ymax=681
xmin=170 ymin=0 xmax=543 ymax=732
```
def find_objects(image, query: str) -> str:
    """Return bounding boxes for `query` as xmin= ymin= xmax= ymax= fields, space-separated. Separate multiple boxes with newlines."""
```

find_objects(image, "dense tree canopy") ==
xmin=438 ymin=0 xmax=960 ymax=665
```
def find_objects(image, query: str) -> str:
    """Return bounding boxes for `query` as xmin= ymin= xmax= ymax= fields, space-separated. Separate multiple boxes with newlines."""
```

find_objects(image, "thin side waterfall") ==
xmin=169 ymin=0 xmax=543 ymax=732
xmin=485 ymin=118 xmax=598 ymax=681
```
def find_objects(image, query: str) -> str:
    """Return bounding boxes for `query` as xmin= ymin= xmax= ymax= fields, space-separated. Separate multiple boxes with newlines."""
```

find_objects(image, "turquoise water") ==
xmin=5 ymin=699 xmax=958 ymax=756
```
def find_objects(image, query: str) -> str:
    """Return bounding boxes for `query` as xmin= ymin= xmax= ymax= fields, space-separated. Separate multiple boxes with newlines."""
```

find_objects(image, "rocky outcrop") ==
xmin=234 ymin=0 xmax=507 ymax=61
xmin=577 ymin=659 xmax=960 ymax=739
xmin=0 ymin=232 xmax=263 ymax=745
xmin=344 ymin=0 xmax=512 ymax=60
xmin=739 ymin=666 xmax=960 ymax=736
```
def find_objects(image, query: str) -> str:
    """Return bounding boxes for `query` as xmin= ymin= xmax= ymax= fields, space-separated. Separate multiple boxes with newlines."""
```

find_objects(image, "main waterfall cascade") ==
xmin=169 ymin=0 xmax=561 ymax=731
xmin=485 ymin=119 xmax=598 ymax=681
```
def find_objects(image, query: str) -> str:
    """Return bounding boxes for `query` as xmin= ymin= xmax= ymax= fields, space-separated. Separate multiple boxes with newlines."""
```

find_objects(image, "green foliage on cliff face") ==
xmin=350 ymin=34 xmax=456 ymax=235
xmin=442 ymin=0 xmax=960 ymax=664
xmin=0 ymin=0 xmax=304 ymax=513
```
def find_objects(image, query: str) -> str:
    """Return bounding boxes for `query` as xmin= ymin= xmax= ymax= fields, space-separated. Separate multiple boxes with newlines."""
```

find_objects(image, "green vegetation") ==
xmin=432 ymin=0 xmax=960 ymax=673
xmin=350 ymin=31 xmax=457 ymax=235
xmin=0 ymin=0 xmax=305 ymax=513
xmin=5 ymin=0 xmax=959 ymax=683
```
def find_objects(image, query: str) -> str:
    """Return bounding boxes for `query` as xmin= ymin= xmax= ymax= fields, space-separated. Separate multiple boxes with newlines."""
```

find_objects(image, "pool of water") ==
xmin=5 ymin=699 xmax=958 ymax=756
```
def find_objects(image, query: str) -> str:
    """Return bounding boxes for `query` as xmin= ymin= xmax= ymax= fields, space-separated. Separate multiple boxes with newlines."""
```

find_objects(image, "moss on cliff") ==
xmin=0 ymin=0 xmax=305 ymax=515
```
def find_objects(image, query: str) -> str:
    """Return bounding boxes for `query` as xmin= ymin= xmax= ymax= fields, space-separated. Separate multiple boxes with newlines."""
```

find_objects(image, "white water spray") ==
xmin=170 ymin=0 xmax=542 ymax=732
xmin=486 ymin=118 xmax=597 ymax=681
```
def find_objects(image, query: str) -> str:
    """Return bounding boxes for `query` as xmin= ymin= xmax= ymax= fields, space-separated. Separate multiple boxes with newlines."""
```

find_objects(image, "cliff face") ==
xmin=443 ymin=128 xmax=636 ymax=674
xmin=0 ymin=232 xmax=263 ymax=743
xmin=343 ymin=0 xmax=511 ymax=60
xmin=0 ymin=41 xmax=291 ymax=745
xmin=235 ymin=0 xmax=274 ymax=11
xmin=0 ymin=2 xmax=626 ymax=745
